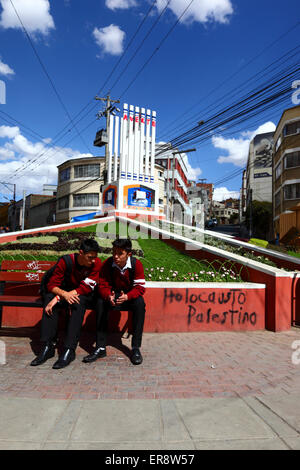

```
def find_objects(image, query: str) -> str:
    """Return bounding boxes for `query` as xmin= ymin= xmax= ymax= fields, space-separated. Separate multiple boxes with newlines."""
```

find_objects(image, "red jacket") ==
xmin=98 ymin=256 xmax=145 ymax=301
xmin=47 ymin=254 xmax=102 ymax=296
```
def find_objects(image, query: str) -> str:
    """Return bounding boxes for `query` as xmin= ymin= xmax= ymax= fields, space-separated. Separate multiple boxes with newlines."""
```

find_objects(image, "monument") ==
xmin=97 ymin=103 xmax=160 ymax=218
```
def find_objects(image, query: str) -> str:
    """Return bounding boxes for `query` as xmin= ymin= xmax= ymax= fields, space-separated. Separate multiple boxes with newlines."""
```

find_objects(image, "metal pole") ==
xmin=167 ymin=154 xmax=170 ymax=220
xmin=249 ymin=188 xmax=253 ymax=238
xmin=21 ymin=190 xmax=26 ymax=231
xmin=13 ymin=184 xmax=16 ymax=231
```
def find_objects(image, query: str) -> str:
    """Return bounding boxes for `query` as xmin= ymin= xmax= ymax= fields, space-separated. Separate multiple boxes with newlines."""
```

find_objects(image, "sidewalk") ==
xmin=0 ymin=328 xmax=300 ymax=450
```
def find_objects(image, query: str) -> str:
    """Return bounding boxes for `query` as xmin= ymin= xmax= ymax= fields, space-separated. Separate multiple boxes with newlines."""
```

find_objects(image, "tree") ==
xmin=245 ymin=200 xmax=272 ymax=239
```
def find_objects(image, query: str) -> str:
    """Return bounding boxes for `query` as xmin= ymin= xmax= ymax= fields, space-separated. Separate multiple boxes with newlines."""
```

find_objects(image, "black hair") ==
xmin=112 ymin=238 xmax=132 ymax=252
xmin=80 ymin=238 xmax=100 ymax=253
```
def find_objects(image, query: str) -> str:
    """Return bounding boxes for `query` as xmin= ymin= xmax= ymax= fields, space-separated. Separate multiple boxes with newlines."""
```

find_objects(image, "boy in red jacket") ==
xmin=83 ymin=238 xmax=146 ymax=365
xmin=31 ymin=238 xmax=103 ymax=369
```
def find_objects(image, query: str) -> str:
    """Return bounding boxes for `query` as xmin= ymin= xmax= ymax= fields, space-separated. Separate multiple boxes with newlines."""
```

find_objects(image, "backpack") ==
xmin=106 ymin=256 xmax=137 ymax=290
xmin=39 ymin=254 xmax=74 ymax=301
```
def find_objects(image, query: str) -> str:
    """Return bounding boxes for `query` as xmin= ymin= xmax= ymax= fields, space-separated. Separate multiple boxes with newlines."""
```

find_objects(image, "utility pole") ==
xmin=95 ymin=94 xmax=120 ymax=184
xmin=21 ymin=190 xmax=26 ymax=231
xmin=249 ymin=188 xmax=253 ymax=238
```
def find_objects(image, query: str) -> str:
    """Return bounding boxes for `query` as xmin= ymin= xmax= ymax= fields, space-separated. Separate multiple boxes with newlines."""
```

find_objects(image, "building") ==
xmin=155 ymin=145 xmax=191 ymax=222
xmin=29 ymin=197 xmax=57 ymax=228
xmin=9 ymin=194 xmax=55 ymax=231
xmin=212 ymin=201 xmax=239 ymax=225
xmin=56 ymin=156 xmax=106 ymax=224
xmin=0 ymin=202 xmax=9 ymax=226
xmin=246 ymin=131 xmax=274 ymax=206
xmin=187 ymin=181 xmax=213 ymax=226
xmin=273 ymin=104 xmax=300 ymax=236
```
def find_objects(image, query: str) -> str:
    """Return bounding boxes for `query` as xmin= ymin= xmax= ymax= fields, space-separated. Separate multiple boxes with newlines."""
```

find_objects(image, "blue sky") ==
xmin=0 ymin=0 xmax=299 ymax=202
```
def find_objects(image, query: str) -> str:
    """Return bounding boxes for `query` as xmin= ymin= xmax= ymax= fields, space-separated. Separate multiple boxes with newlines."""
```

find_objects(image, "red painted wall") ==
xmin=1 ymin=285 xmax=265 ymax=333
xmin=162 ymin=237 xmax=297 ymax=331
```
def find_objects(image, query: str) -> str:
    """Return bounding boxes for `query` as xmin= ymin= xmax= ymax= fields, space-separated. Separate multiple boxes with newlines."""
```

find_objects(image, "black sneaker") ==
xmin=131 ymin=348 xmax=143 ymax=365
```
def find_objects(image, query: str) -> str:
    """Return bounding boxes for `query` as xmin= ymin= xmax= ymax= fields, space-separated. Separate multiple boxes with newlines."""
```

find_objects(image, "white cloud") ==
xmin=155 ymin=0 xmax=233 ymax=25
xmin=0 ymin=0 xmax=55 ymax=36
xmin=0 ymin=147 xmax=15 ymax=160
xmin=0 ymin=57 xmax=15 ymax=76
xmin=105 ymin=0 xmax=137 ymax=10
xmin=212 ymin=121 xmax=276 ymax=167
xmin=185 ymin=161 xmax=202 ymax=181
xmin=0 ymin=125 xmax=94 ymax=196
xmin=93 ymin=24 xmax=125 ymax=56
xmin=213 ymin=186 xmax=240 ymax=201
xmin=0 ymin=125 xmax=19 ymax=139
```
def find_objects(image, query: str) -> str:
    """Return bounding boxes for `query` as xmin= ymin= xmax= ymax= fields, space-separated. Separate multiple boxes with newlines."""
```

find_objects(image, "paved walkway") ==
xmin=1 ymin=328 xmax=300 ymax=450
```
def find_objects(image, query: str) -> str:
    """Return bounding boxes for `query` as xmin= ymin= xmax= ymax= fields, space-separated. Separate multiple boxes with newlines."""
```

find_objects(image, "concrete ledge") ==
xmin=117 ymin=216 xmax=300 ymax=331
xmin=1 ymin=283 xmax=266 ymax=333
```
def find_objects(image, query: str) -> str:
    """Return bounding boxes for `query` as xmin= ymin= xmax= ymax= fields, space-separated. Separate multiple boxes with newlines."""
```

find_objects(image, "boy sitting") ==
xmin=83 ymin=238 xmax=146 ymax=365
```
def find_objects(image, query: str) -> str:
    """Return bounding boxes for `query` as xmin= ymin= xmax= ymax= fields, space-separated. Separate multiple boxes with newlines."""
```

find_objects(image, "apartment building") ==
xmin=212 ymin=201 xmax=239 ymax=225
xmin=273 ymin=105 xmax=300 ymax=235
xmin=155 ymin=147 xmax=191 ymax=222
xmin=187 ymin=182 xmax=213 ymax=225
xmin=56 ymin=156 xmax=106 ymax=224
xmin=246 ymin=131 xmax=274 ymax=205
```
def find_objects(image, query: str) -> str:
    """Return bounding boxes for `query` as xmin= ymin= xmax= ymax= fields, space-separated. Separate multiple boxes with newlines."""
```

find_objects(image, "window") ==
xmin=74 ymin=164 xmax=100 ymax=178
xmin=59 ymin=167 xmax=70 ymax=182
xmin=285 ymin=151 xmax=300 ymax=169
xmin=275 ymin=162 xmax=282 ymax=179
xmin=73 ymin=193 xmax=99 ymax=207
xmin=283 ymin=120 xmax=300 ymax=137
xmin=58 ymin=195 xmax=69 ymax=210
xmin=275 ymin=136 xmax=282 ymax=152
xmin=284 ymin=183 xmax=300 ymax=200
xmin=275 ymin=191 xmax=281 ymax=208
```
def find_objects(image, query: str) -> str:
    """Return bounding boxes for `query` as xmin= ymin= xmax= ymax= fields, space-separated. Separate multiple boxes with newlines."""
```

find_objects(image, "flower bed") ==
xmin=0 ymin=228 xmax=245 ymax=283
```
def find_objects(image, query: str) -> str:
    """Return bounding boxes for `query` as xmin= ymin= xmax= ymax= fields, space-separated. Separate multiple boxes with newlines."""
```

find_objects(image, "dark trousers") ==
xmin=96 ymin=296 xmax=145 ymax=349
xmin=40 ymin=292 xmax=104 ymax=351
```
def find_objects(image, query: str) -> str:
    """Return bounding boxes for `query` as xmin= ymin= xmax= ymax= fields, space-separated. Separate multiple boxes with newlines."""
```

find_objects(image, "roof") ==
xmin=57 ymin=155 xmax=105 ymax=168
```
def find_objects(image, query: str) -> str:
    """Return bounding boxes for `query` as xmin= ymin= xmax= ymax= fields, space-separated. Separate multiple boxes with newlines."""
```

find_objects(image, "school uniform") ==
xmin=97 ymin=256 xmax=146 ymax=349
xmin=40 ymin=253 xmax=102 ymax=350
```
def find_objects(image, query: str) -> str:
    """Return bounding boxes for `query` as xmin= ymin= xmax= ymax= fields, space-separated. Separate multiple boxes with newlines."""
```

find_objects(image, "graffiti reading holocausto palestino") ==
xmin=163 ymin=288 xmax=257 ymax=326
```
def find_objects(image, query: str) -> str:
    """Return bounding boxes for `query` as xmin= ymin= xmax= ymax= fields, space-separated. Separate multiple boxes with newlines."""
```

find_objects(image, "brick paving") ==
xmin=1 ymin=328 xmax=300 ymax=400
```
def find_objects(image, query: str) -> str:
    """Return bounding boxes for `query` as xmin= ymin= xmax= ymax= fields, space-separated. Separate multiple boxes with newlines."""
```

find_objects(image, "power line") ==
xmin=119 ymin=0 xmax=196 ymax=99
xmin=9 ymin=0 xmax=92 ymax=155
xmin=4 ymin=1 xmax=161 ymax=180
xmin=158 ymin=21 xmax=300 ymax=140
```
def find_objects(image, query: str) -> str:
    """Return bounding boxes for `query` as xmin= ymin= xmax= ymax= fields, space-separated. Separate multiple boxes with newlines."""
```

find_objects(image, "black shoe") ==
xmin=52 ymin=348 xmax=75 ymax=369
xmin=131 ymin=348 xmax=143 ymax=365
xmin=30 ymin=342 xmax=55 ymax=366
xmin=82 ymin=347 xmax=107 ymax=363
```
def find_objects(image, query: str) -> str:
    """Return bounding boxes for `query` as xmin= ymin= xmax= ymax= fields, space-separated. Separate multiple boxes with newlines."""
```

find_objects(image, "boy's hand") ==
xmin=62 ymin=290 xmax=80 ymax=304
xmin=115 ymin=291 xmax=128 ymax=305
xmin=108 ymin=291 xmax=116 ymax=306
xmin=45 ymin=296 xmax=59 ymax=316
